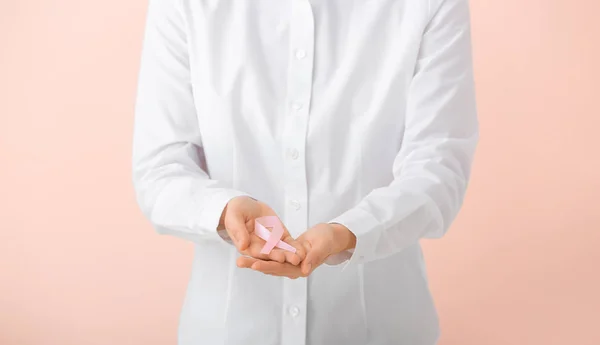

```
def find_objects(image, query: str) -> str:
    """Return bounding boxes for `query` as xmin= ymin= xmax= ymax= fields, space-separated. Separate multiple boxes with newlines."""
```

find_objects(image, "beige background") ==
xmin=1 ymin=0 xmax=599 ymax=344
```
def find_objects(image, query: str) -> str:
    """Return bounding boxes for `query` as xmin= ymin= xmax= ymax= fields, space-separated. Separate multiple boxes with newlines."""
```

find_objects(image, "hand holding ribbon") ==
xmin=237 ymin=222 xmax=356 ymax=279
xmin=220 ymin=196 xmax=305 ymax=265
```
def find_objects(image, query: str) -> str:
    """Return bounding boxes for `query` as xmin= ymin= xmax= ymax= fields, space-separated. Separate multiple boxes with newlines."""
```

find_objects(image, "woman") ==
xmin=132 ymin=0 xmax=478 ymax=344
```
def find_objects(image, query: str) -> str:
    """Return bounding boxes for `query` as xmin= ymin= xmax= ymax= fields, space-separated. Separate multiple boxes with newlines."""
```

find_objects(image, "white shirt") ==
xmin=132 ymin=0 xmax=478 ymax=344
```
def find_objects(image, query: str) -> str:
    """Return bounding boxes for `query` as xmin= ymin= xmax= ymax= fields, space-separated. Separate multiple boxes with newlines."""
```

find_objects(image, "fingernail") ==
xmin=305 ymin=263 xmax=312 ymax=274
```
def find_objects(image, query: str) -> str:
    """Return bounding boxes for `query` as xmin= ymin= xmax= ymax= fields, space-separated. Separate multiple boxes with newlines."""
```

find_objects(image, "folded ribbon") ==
xmin=254 ymin=216 xmax=297 ymax=254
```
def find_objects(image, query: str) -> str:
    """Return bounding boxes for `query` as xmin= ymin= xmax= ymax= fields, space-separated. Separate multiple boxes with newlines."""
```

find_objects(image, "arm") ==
xmin=328 ymin=0 xmax=479 ymax=267
xmin=132 ymin=0 xmax=248 ymax=244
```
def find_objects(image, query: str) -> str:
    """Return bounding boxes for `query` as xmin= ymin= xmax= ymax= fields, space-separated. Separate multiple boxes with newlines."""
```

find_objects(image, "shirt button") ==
xmin=288 ymin=148 xmax=299 ymax=160
xmin=295 ymin=49 xmax=306 ymax=60
xmin=291 ymin=102 xmax=303 ymax=111
xmin=290 ymin=200 xmax=301 ymax=210
xmin=289 ymin=306 xmax=300 ymax=317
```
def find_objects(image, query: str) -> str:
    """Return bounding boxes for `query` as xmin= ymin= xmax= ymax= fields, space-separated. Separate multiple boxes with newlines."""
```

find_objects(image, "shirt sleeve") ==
xmin=132 ymin=0 xmax=249 ymax=244
xmin=326 ymin=0 xmax=479 ymax=267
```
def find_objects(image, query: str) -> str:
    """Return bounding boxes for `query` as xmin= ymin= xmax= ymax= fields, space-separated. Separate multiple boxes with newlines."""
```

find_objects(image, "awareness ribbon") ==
xmin=254 ymin=216 xmax=297 ymax=254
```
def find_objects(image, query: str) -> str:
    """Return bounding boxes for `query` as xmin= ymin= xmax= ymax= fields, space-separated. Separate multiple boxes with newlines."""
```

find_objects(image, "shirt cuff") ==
xmin=325 ymin=206 xmax=383 ymax=269
xmin=217 ymin=229 xmax=235 ymax=245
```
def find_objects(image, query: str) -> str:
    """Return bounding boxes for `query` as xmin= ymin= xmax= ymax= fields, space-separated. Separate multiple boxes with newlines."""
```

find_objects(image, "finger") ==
xmin=236 ymin=256 xmax=258 ymax=268
xmin=226 ymin=212 xmax=250 ymax=251
xmin=280 ymin=222 xmax=306 ymax=261
xmin=252 ymin=260 xmax=302 ymax=279
xmin=237 ymin=256 xmax=300 ymax=278
xmin=280 ymin=235 xmax=305 ymax=265
xmin=243 ymin=236 xmax=282 ymax=262
xmin=284 ymin=251 xmax=301 ymax=266
xmin=268 ymin=248 xmax=288 ymax=264
xmin=302 ymin=241 xmax=327 ymax=276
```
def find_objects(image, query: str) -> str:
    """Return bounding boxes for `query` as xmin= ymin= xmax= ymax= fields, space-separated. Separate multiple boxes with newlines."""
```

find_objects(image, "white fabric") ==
xmin=132 ymin=0 xmax=478 ymax=344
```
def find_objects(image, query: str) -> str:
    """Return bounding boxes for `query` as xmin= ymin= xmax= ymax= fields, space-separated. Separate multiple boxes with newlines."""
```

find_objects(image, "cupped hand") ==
xmin=237 ymin=223 xmax=356 ymax=278
xmin=220 ymin=196 xmax=305 ymax=265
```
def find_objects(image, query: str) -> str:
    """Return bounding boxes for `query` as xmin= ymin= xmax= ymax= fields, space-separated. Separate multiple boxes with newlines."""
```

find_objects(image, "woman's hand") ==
xmin=220 ymin=196 xmax=306 ymax=265
xmin=236 ymin=223 xmax=356 ymax=278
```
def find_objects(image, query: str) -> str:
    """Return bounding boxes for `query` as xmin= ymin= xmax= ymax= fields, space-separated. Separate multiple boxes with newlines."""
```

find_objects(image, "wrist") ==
xmin=329 ymin=223 xmax=356 ymax=254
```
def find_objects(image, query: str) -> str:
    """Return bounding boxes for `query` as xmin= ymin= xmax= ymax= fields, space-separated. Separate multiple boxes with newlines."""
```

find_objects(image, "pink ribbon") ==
xmin=254 ymin=216 xmax=297 ymax=254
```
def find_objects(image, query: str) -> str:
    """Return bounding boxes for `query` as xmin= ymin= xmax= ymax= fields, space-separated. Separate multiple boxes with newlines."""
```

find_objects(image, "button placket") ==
xmin=295 ymin=49 xmax=307 ymax=60
xmin=291 ymin=102 xmax=303 ymax=111
xmin=288 ymin=148 xmax=300 ymax=160
xmin=280 ymin=1 xmax=315 ymax=345
xmin=290 ymin=199 xmax=301 ymax=210
xmin=289 ymin=305 xmax=301 ymax=317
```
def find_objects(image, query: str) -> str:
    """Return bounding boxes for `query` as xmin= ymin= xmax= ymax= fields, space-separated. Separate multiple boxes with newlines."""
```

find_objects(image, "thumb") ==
xmin=280 ymin=223 xmax=306 ymax=262
xmin=300 ymin=240 xmax=328 ymax=275
xmin=225 ymin=211 xmax=250 ymax=251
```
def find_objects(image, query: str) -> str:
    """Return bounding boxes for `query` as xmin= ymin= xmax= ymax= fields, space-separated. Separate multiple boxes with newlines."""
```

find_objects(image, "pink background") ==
xmin=1 ymin=1 xmax=599 ymax=344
